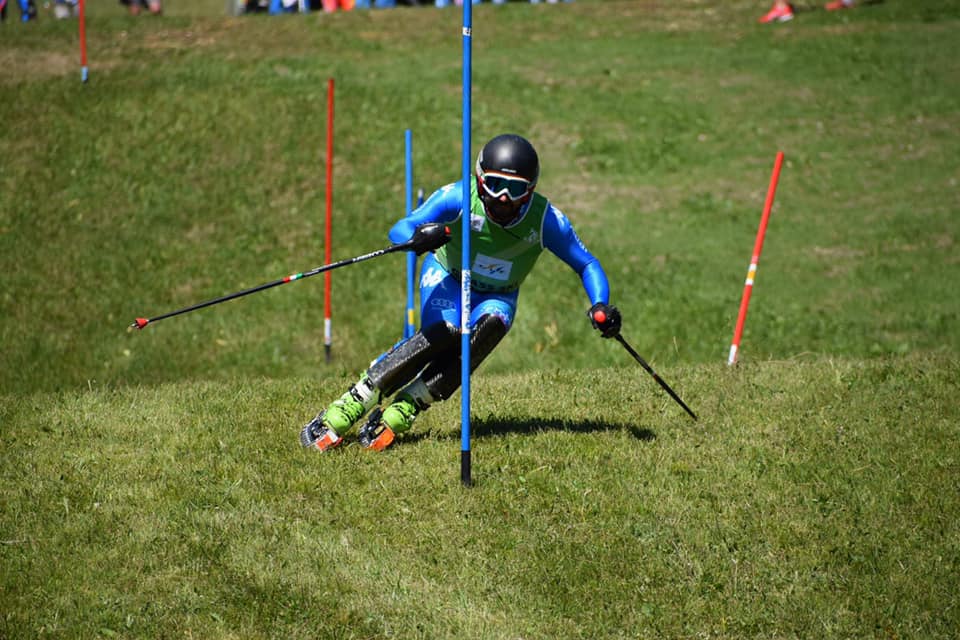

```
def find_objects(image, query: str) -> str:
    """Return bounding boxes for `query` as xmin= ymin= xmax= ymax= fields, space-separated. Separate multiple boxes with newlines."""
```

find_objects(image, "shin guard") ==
xmin=421 ymin=314 xmax=508 ymax=401
xmin=367 ymin=321 xmax=460 ymax=396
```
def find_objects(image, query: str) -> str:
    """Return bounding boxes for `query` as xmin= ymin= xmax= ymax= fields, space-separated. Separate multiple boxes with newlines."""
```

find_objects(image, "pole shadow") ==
xmin=404 ymin=416 xmax=657 ymax=444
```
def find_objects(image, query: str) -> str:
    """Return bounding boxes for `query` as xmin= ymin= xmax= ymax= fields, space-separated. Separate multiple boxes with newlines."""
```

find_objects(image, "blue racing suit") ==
xmin=388 ymin=179 xmax=610 ymax=334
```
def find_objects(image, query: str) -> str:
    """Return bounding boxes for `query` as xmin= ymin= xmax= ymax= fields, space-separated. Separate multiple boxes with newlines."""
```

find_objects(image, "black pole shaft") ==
xmin=461 ymin=450 xmax=472 ymax=487
xmin=615 ymin=334 xmax=698 ymax=421
xmin=132 ymin=242 xmax=410 ymax=330
xmin=138 ymin=275 xmax=295 ymax=325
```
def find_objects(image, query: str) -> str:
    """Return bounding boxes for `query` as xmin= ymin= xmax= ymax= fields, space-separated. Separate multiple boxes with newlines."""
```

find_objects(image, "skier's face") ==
xmin=476 ymin=172 xmax=533 ymax=226
xmin=481 ymin=191 xmax=528 ymax=226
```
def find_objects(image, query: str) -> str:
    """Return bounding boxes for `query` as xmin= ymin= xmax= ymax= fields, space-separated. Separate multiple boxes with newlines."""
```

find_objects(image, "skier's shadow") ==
xmin=416 ymin=416 xmax=656 ymax=443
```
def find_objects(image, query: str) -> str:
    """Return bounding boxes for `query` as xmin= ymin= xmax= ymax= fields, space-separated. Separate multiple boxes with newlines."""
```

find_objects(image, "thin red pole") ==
xmin=79 ymin=0 xmax=88 ymax=83
xmin=324 ymin=78 xmax=334 ymax=362
xmin=728 ymin=151 xmax=784 ymax=366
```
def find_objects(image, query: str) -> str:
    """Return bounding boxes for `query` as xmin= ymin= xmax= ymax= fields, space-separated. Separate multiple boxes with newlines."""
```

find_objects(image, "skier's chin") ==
xmin=485 ymin=201 xmax=522 ymax=227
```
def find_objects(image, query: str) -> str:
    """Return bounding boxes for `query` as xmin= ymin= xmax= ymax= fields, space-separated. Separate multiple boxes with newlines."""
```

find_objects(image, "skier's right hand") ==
xmin=588 ymin=302 xmax=621 ymax=338
xmin=407 ymin=223 xmax=451 ymax=256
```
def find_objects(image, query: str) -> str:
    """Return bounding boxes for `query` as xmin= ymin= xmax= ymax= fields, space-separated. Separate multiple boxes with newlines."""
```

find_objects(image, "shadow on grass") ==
xmin=410 ymin=416 xmax=657 ymax=443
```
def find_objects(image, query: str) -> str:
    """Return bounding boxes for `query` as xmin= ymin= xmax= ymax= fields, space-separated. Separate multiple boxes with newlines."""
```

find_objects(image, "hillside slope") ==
xmin=2 ymin=356 xmax=958 ymax=638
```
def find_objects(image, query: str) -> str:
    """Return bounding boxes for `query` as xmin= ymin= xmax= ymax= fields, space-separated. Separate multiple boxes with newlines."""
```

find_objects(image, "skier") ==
xmin=300 ymin=133 xmax=622 ymax=452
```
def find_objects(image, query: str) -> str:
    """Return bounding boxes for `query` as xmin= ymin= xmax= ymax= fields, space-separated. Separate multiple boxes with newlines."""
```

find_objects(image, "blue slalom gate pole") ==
xmin=404 ymin=130 xmax=416 ymax=340
xmin=460 ymin=0 xmax=473 ymax=487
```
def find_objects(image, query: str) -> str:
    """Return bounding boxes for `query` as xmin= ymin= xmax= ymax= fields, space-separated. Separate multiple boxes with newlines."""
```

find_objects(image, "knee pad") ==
xmin=422 ymin=314 xmax=508 ymax=401
xmin=367 ymin=321 xmax=459 ymax=396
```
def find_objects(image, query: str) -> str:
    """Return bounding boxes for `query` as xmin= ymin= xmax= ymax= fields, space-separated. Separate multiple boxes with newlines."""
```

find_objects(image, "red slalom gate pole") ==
xmin=324 ymin=78 xmax=334 ymax=363
xmin=79 ymin=0 xmax=88 ymax=83
xmin=728 ymin=151 xmax=784 ymax=366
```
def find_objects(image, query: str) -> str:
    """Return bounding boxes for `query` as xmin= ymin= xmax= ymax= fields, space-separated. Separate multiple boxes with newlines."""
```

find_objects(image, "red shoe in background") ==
xmin=759 ymin=3 xmax=794 ymax=23
xmin=825 ymin=0 xmax=854 ymax=10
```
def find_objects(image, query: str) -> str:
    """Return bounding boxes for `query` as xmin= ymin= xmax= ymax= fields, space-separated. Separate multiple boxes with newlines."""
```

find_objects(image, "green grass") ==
xmin=2 ymin=0 xmax=960 ymax=637
xmin=3 ymin=357 xmax=959 ymax=637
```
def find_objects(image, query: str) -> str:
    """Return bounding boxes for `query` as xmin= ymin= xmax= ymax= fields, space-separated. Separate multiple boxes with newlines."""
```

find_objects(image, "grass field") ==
xmin=2 ymin=0 xmax=959 ymax=638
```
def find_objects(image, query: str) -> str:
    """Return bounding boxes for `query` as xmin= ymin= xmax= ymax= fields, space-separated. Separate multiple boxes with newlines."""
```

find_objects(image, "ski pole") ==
xmin=129 ymin=224 xmax=449 ymax=331
xmin=608 ymin=329 xmax=698 ymax=422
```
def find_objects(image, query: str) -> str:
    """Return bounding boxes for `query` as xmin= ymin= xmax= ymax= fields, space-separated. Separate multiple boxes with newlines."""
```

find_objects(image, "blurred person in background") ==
xmin=435 ymin=0 xmax=572 ymax=6
xmin=320 ymin=0 xmax=356 ymax=11
xmin=269 ymin=0 xmax=311 ymax=12
xmin=120 ymin=0 xmax=162 ymax=16
xmin=1 ymin=0 xmax=37 ymax=22
xmin=759 ymin=0 xmax=855 ymax=23
xmin=53 ymin=0 xmax=79 ymax=19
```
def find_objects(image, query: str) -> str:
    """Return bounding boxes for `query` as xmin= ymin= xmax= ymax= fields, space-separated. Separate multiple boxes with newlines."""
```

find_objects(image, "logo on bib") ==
xmin=473 ymin=254 xmax=512 ymax=281
xmin=420 ymin=267 xmax=446 ymax=288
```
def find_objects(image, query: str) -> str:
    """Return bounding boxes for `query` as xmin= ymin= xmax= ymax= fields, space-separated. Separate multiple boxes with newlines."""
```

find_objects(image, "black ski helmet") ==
xmin=475 ymin=134 xmax=539 ymax=225
xmin=476 ymin=134 xmax=540 ymax=188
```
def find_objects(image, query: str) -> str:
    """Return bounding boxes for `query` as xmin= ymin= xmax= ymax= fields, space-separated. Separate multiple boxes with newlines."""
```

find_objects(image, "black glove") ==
xmin=588 ymin=302 xmax=621 ymax=338
xmin=407 ymin=223 xmax=451 ymax=256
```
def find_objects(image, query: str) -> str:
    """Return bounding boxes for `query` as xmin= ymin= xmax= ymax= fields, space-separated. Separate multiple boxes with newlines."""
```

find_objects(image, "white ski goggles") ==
xmin=477 ymin=170 xmax=533 ymax=201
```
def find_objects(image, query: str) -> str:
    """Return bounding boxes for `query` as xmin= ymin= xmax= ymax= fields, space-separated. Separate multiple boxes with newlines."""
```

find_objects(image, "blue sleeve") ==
xmin=541 ymin=203 xmax=610 ymax=306
xmin=388 ymin=181 xmax=465 ymax=245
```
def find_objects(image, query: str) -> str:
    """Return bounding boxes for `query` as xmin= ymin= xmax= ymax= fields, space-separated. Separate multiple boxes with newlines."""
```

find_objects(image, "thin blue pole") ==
xmin=460 ymin=0 xmax=473 ymax=487
xmin=404 ymin=129 xmax=416 ymax=340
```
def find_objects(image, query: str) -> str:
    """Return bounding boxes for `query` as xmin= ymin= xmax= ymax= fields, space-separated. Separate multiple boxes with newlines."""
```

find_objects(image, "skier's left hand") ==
xmin=407 ymin=223 xmax=451 ymax=256
xmin=588 ymin=302 xmax=621 ymax=338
